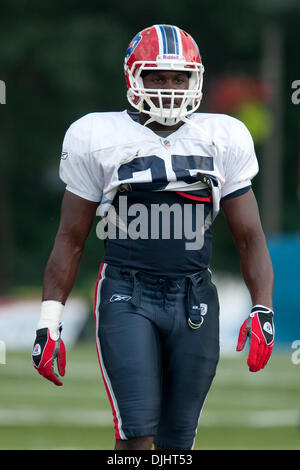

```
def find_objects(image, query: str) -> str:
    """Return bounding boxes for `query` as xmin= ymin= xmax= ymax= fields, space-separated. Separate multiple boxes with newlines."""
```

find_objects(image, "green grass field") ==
xmin=0 ymin=344 xmax=299 ymax=450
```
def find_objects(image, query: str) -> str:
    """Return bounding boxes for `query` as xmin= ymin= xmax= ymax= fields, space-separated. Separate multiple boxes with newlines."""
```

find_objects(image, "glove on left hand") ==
xmin=236 ymin=305 xmax=274 ymax=372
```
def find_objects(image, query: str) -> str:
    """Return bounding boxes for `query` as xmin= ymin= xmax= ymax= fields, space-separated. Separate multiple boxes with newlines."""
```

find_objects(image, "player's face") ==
xmin=142 ymin=70 xmax=189 ymax=109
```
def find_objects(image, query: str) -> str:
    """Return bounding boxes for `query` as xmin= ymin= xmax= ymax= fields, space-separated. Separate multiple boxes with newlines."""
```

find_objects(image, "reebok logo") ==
xmin=192 ymin=303 xmax=207 ymax=315
xmin=110 ymin=294 xmax=132 ymax=303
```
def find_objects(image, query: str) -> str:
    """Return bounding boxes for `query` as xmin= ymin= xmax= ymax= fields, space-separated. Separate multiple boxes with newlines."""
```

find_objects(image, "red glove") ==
xmin=236 ymin=305 xmax=274 ymax=372
xmin=32 ymin=322 xmax=66 ymax=386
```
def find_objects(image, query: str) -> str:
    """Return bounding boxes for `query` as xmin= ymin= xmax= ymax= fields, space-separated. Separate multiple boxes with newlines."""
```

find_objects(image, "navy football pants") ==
xmin=94 ymin=263 xmax=220 ymax=450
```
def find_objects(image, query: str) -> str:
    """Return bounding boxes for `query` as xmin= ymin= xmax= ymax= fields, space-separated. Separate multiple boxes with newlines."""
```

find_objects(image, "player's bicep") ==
xmin=221 ymin=188 xmax=264 ymax=246
xmin=56 ymin=190 xmax=99 ymax=247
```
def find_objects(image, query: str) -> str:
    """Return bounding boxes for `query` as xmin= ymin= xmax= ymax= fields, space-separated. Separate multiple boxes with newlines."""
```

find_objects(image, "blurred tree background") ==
xmin=0 ymin=0 xmax=299 ymax=297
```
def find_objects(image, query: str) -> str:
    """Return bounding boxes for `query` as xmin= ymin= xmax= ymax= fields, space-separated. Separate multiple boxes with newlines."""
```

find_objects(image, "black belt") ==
xmin=116 ymin=267 xmax=208 ymax=330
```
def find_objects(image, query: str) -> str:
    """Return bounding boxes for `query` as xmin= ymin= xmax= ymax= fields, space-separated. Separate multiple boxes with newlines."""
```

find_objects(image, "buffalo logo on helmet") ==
xmin=124 ymin=32 xmax=142 ymax=64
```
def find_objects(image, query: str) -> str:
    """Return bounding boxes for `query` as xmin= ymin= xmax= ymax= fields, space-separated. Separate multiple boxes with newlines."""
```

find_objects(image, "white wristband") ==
xmin=37 ymin=300 xmax=64 ymax=340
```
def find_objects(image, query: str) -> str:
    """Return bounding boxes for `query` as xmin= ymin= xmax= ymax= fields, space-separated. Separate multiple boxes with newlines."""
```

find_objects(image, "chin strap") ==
xmin=142 ymin=114 xmax=182 ymax=128
xmin=142 ymin=115 xmax=157 ymax=127
xmin=141 ymin=98 xmax=185 ymax=128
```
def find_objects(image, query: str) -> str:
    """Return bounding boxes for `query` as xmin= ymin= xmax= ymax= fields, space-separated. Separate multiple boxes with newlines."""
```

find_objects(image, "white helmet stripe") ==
xmin=154 ymin=25 xmax=164 ymax=57
xmin=173 ymin=26 xmax=183 ymax=57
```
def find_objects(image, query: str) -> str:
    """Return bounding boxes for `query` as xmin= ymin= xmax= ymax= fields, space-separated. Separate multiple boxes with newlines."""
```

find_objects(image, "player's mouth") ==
xmin=163 ymin=101 xmax=177 ymax=108
xmin=161 ymin=98 xmax=184 ymax=108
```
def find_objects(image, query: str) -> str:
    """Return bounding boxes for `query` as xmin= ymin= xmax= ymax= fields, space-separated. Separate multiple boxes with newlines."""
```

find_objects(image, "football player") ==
xmin=32 ymin=24 xmax=274 ymax=450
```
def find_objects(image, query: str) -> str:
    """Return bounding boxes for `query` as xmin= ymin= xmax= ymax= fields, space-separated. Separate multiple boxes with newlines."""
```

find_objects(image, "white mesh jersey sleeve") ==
xmin=221 ymin=118 xmax=259 ymax=199
xmin=59 ymin=114 xmax=103 ymax=202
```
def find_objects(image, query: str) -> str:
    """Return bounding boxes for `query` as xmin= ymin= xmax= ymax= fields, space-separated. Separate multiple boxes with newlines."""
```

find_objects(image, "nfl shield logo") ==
xmin=200 ymin=303 xmax=207 ymax=315
xmin=161 ymin=138 xmax=171 ymax=147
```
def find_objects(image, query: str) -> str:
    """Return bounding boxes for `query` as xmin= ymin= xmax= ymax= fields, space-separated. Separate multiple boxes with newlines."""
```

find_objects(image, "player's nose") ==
xmin=160 ymin=79 xmax=175 ymax=89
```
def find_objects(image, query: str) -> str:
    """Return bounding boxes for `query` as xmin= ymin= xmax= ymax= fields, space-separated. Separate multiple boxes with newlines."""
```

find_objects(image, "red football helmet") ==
xmin=124 ymin=24 xmax=204 ymax=126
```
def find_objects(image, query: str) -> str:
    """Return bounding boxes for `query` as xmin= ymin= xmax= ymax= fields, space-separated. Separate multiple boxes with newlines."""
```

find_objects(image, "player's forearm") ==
xmin=42 ymin=233 xmax=84 ymax=304
xmin=237 ymin=232 xmax=274 ymax=309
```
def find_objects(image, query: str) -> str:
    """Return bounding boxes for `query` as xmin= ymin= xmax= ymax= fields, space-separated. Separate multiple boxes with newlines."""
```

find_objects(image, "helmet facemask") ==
xmin=126 ymin=61 xmax=204 ymax=126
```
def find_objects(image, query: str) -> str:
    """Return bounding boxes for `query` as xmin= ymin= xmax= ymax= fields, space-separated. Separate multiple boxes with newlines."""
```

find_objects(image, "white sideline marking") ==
xmin=201 ymin=409 xmax=300 ymax=428
xmin=1 ymin=360 xmax=100 ymax=380
xmin=0 ymin=409 xmax=113 ymax=426
xmin=3 ymin=357 xmax=298 ymax=388
xmin=0 ymin=409 xmax=298 ymax=428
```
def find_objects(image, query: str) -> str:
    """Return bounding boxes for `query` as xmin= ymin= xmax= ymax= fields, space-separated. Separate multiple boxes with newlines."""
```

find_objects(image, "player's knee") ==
xmin=115 ymin=435 xmax=154 ymax=450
